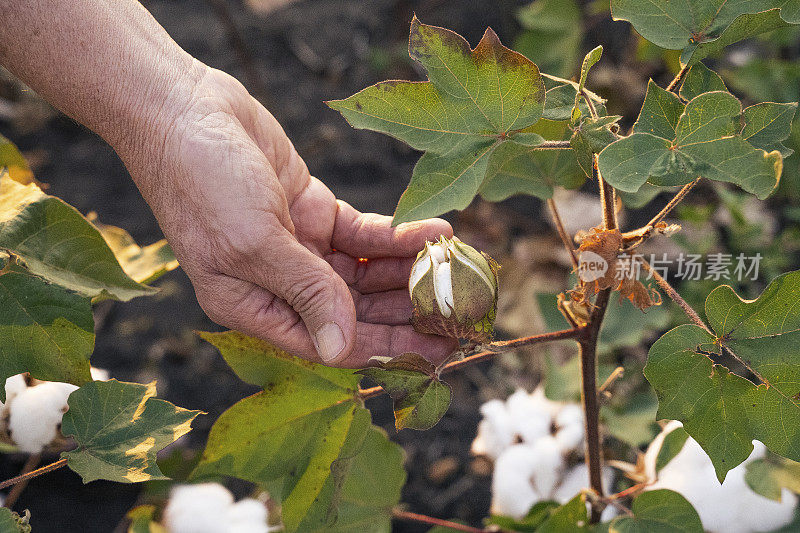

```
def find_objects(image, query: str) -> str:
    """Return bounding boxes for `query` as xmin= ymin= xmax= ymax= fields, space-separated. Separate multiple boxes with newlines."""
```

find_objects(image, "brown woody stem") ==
xmin=622 ymin=178 xmax=701 ymax=249
xmin=0 ymin=457 xmax=67 ymax=491
xmin=530 ymin=140 xmax=572 ymax=150
xmin=666 ymin=64 xmax=689 ymax=93
xmin=392 ymin=509 xmax=508 ymax=533
xmin=358 ymin=327 xmax=585 ymax=400
xmin=640 ymin=260 xmax=712 ymax=334
xmin=596 ymin=157 xmax=617 ymax=231
xmin=3 ymin=454 xmax=40 ymax=508
xmin=548 ymin=198 xmax=579 ymax=269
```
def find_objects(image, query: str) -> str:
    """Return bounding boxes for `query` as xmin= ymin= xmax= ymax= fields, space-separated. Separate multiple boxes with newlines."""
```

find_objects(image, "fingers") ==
xmin=326 ymin=252 xmax=415 ymax=293
xmin=332 ymin=200 xmax=453 ymax=258
xmin=352 ymin=289 xmax=413 ymax=326
xmin=340 ymin=323 xmax=459 ymax=368
xmin=234 ymin=228 xmax=358 ymax=364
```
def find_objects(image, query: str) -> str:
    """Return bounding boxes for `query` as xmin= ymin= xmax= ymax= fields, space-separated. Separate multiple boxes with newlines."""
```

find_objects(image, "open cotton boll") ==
xmin=5 ymin=374 xmax=28 ymax=405
xmin=472 ymin=399 xmax=516 ymax=459
xmin=647 ymin=426 xmax=797 ymax=533
xmin=227 ymin=499 xmax=269 ymax=533
xmin=90 ymin=367 xmax=110 ymax=381
xmin=164 ymin=483 xmax=235 ymax=533
xmin=491 ymin=438 xmax=566 ymax=519
xmin=552 ymin=463 xmax=614 ymax=504
xmin=553 ymin=404 xmax=585 ymax=453
xmin=8 ymin=382 xmax=77 ymax=453
xmin=506 ymin=389 xmax=553 ymax=444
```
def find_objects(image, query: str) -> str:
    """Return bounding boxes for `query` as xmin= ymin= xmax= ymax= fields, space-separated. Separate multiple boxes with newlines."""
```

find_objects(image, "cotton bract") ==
xmin=409 ymin=236 xmax=498 ymax=342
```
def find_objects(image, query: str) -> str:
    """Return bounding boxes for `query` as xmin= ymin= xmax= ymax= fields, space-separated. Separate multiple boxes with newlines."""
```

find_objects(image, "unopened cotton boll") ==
xmin=471 ymin=399 xmax=516 ymax=459
xmin=8 ymin=382 xmax=77 ymax=453
xmin=164 ymin=483 xmax=234 ymax=533
xmin=646 ymin=424 xmax=797 ymax=533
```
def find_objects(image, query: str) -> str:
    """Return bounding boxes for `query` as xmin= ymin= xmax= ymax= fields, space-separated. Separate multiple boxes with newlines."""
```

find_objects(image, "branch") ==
xmin=578 ymin=289 xmax=611 ymax=523
xmin=640 ymin=259 xmax=712 ymax=335
xmin=622 ymin=178 xmax=701 ymax=250
xmin=548 ymin=198 xmax=579 ymax=270
xmin=392 ymin=509 xmax=509 ymax=533
xmin=665 ymin=64 xmax=689 ymax=93
xmin=3 ymin=454 xmax=40 ymax=508
xmin=596 ymin=156 xmax=617 ymax=231
xmin=530 ymin=140 xmax=572 ymax=150
xmin=0 ymin=457 xmax=67 ymax=490
xmin=358 ymin=327 xmax=586 ymax=400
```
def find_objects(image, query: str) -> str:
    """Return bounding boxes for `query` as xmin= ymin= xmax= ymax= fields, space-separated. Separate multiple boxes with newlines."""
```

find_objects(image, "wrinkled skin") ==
xmin=119 ymin=67 xmax=458 ymax=366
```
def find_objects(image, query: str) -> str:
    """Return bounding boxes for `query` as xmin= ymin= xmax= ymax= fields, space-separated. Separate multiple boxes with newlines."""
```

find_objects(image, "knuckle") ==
xmin=284 ymin=272 xmax=335 ymax=315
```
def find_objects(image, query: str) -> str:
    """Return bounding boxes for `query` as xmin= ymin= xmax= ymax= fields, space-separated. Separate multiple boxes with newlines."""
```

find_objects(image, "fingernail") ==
xmin=314 ymin=322 xmax=345 ymax=362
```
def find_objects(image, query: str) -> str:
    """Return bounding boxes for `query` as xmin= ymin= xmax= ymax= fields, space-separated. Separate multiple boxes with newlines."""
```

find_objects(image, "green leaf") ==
xmin=486 ymin=502 xmax=561 ymax=532
xmin=358 ymin=353 xmax=451 ymax=431
xmin=578 ymin=46 xmax=603 ymax=94
xmin=645 ymin=270 xmax=800 ymax=480
xmin=611 ymin=1 xmax=800 ymax=64
xmin=0 ymin=173 xmax=155 ymax=300
xmin=598 ymin=91 xmax=784 ymax=198
xmin=687 ymin=8 xmax=791 ymax=65
xmin=741 ymin=102 xmax=798 ymax=155
xmin=92 ymin=219 xmax=178 ymax=285
xmin=608 ymin=489 xmax=703 ymax=533
xmin=634 ymin=81 xmax=684 ymax=139
xmin=0 ymin=269 xmax=93 ymax=401
xmin=536 ymin=494 xmax=589 ymax=532
xmin=515 ymin=0 xmax=582 ymax=79
xmin=571 ymin=115 xmax=621 ymax=176
xmin=126 ymin=505 xmax=166 ymax=533
xmin=61 ymin=380 xmax=200 ymax=484
xmin=0 ymin=508 xmax=31 ymax=533
xmin=297 ymin=426 xmax=405 ymax=533
xmin=192 ymin=331 xmax=394 ymax=533
xmin=0 ymin=134 xmax=34 ymax=185
xmin=542 ymin=82 xmax=606 ymax=122
xmin=679 ymin=63 xmax=727 ymax=101
xmin=744 ymin=456 xmax=800 ymax=501
xmin=656 ymin=427 xmax=691 ymax=472
xmin=327 ymin=17 xmax=547 ymax=224
xmin=479 ymin=120 xmax=584 ymax=202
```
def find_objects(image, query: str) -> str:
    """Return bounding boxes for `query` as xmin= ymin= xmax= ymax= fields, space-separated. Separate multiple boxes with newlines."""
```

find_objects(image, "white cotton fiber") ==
xmin=7 ymin=382 xmax=77 ymax=453
xmin=507 ymin=389 xmax=553 ymax=444
xmin=471 ymin=399 xmax=516 ymax=459
xmin=646 ymin=423 xmax=798 ymax=533
xmin=164 ymin=483 xmax=273 ymax=533
xmin=227 ymin=499 xmax=269 ymax=533
xmin=164 ymin=483 xmax=234 ymax=533
xmin=90 ymin=367 xmax=110 ymax=381
xmin=4 ymin=374 xmax=27 ymax=404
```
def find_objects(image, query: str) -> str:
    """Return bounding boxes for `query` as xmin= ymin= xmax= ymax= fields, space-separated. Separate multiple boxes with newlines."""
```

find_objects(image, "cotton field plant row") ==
xmin=2 ymin=1 xmax=800 ymax=531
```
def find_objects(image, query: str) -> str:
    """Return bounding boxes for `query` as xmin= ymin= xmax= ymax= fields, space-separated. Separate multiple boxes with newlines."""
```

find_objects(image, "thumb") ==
xmin=253 ymin=233 xmax=356 ymax=364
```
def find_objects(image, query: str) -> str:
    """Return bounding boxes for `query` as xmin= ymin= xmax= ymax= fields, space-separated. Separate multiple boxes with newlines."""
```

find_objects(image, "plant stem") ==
xmin=596 ymin=157 xmax=617 ymax=231
xmin=358 ymin=327 xmax=586 ymax=400
xmin=640 ymin=260 xmax=712 ymax=334
xmin=547 ymin=198 xmax=579 ymax=269
xmin=3 ymin=454 xmax=40 ymax=508
xmin=392 ymin=509 xmax=507 ymax=533
xmin=665 ymin=64 xmax=689 ymax=93
xmin=0 ymin=457 xmax=67 ymax=491
xmin=531 ymin=140 xmax=572 ymax=150
xmin=622 ymin=178 xmax=701 ymax=249
xmin=578 ymin=289 xmax=611 ymax=523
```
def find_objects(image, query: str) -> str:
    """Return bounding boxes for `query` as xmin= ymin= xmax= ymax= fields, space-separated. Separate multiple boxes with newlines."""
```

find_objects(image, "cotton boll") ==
xmin=472 ymin=399 xmax=515 ymax=459
xmin=552 ymin=463 xmax=613 ymax=504
xmin=5 ymin=374 xmax=27 ymax=405
xmin=89 ymin=367 xmax=110 ymax=381
xmin=227 ymin=499 xmax=269 ymax=533
xmin=648 ymin=433 xmax=797 ymax=533
xmin=164 ymin=483 xmax=234 ymax=533
xmin=491 ymin=439 xmax=566 ymax=519
xmin=554 ymin=422 xmax=584 ymax=453
xmin=506 ymin=389 xmax=553 ymax=444
xmin=490 ymin=444 xmax=542 ymax=518
xmin=7 ymin=382 xmax=77 ymax=453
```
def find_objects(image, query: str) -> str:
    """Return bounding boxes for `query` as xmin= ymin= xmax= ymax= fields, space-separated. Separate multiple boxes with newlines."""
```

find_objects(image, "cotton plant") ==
xmin=472 ymin=387 xmax=614 ymax=519
xmin=162 ymin=483 xmax=279 ymax=533
xmin=0 ymin=367 xmax=110 ymax=454
xmin=642 ymin=421 xmax=798 ymax=533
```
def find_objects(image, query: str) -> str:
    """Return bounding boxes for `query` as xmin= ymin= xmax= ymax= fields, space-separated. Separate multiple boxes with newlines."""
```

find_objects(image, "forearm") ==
xmin=0 ymin=0 xmax=201 ymax=152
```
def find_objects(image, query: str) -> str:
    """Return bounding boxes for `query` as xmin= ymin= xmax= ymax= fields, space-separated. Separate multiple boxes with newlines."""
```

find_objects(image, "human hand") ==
xmin=118 ymin=66 xmax=458 ymax=367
